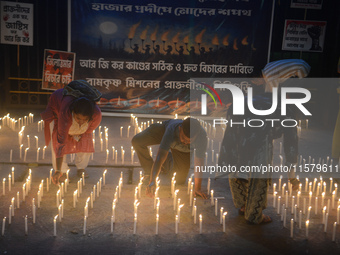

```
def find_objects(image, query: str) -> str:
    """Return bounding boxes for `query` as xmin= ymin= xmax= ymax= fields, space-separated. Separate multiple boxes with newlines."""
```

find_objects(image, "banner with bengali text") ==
xmin=71 ymin=0 xmax=274 ymax=115
xmin=0 ymin=1 xmax=33 ymax=46
xmin=42 ymin=49 xmax=76 ymax=90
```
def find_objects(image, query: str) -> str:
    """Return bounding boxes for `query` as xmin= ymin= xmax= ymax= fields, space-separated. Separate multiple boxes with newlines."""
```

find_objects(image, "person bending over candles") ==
xmin=41 ymin=80 xmax=102 ymax=185
xmin=132 ymin=117 xmax=208 ymax=199
xmin=219 ymin=59 xmax=310 ymax=224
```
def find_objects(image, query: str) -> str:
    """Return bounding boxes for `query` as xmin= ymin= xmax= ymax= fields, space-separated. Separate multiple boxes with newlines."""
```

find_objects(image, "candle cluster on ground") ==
xmin=273 ymin=175 xmax=339 ymax=240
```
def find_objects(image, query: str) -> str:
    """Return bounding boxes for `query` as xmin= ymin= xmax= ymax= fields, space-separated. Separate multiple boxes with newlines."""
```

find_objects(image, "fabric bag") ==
xmin=63 ymin=80 xmax=102 ymax=102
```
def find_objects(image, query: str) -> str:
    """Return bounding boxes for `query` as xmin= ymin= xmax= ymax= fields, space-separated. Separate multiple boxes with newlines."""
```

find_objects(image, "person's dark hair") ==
xmin=70 ymin=97 xmax=95 ymax=120
xmin=182 ymin=117 xmax=201 ymax=138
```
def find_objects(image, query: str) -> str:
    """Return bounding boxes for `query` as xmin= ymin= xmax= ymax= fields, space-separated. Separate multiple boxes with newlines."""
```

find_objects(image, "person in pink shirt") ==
xmin=41 ymin=83 xmax=102 ymax=185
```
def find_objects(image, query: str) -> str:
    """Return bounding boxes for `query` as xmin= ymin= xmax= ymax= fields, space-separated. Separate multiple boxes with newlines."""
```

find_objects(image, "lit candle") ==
xmin=283 ymin=208 xmax=287 ymax=227
xmin=16 ymin=192 xmax=20 ymax=209
xmin=303 ymin=198 xmax=306 ymax=214
xmin=122 ymin=150 xmax=125 ymax=164
xmin=189 ymin=186 xmax=193 ymax=206
xmin=27 ymin=135 xmax=30 ymax=147
xmin=8 ymin=206 xmax=12 ymax=225
xmin=322 ymin=206 xmax=326 ymax=224
xmin=322 ymin=192 xmax=325 ymax=208
xmin=156 ymin=199 xmax=160 ymax=215
xmin=53 ymin=215 xmax=58 ymax=237
xmin=207 ymin=178 xmax=211 ymax=194
xmin=282 ymin=183 xmax=286 ymax=197
xmin=305 ymin=178 xmax=308 ymax=192
xmin=199 ymin=214 xmax=203 ymax=234
xmin=106 ymin=149 xmax=109 ymax=164
xmin=25 ymin=215 xmax=28 ymax=235
xmin=1 ymin=217 xmax=5 ymax=236
xmin=317 ymin=183 xmax=320 ymax=196
xmin=309 ymin=192 xmax=312 ymax=207
xmin=223 ymin=212 xmax=227 ymax=232
xmin=330 ymin=178 xmax=333 ymax=194
xmin=315 ymin=197 xmax=318 ymax=215
xmin=2 ymin=178 xmax=5 ymax=196
xmin=11 ymin=167 xmax=14 ymax=185
xmin=215 ymin=198 xmax=218 ymax=216
xmin=127 ymin=125 xmax=131 ymax=138
xmin=313 ymin=178 xmax=317 ymax=193
xmin=291 ymin=196 xmax=295 ymax=214
xmin=156 ymin=214 xmax=159 ymax=235
xmin=220 ymin=207 xmax=224 ymax=224
xmin=277 ymin=196 xmax=281 ymax=215
xmin=279 ymin=176 xmax=282 ymax=191
xmin=8 ymin=175 xmax=11 ymax=192
xmin=194 ymin=205 xmax=197 ymax=224
xmin=83 ymin=216 xmax=87 ymax=235
xmin=332 ymin=222 xmax=337 ymax=242
xmin=191 ymin=198 xmax=196 ymax=216
xmin=307 ymin=206 xmax=311 ymax=220
xmin=273 ymin=183 xmax=276 ymax=194
xmin=305 ymin=220 xmax=309 ymax=238
xmin=299 ymin=210 xmax=302 ymax=229
xmin=177 ymin=204 xmax=184 ymax=223
xmin=73 ymin=191 xmax=77 ymax=208
xmin=290 ymin=219 xmax=294 ymax=238
xmin=338 ymin=205 xmax=340 ymax=223
xmin=324 ymin=213 xmax=329 ymax=232
xmin=120 ymin=126 xmax=123 ymax=137
xmin=332 ymin=191 xmax=335 ymax=209
xmin=211 ymin=190 xmax=214 ymax=206
xmin=24 ymin=148 xmax=29 ymax=161
xmin=133 ymin=213 xmax=137 ymax=235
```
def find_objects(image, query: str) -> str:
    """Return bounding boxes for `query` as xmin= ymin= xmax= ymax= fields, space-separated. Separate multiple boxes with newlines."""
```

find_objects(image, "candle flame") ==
xmin=128 ymin=21 xmax=141 ymax=39
xmin=222 ymin=34 xmax=230 ymax=46
xmin=161 ymin=30 xmax=170 ymax=42
xmin=241 ymin=35 xmax=249 ymax=45
xmin=140 ymin=26 xmax=149 ymax=40
xmin=233 ymin=38 xmax=238 ymax=50
xmin=223 ymin=212 xmax=228 ymax=216
xmin=212 ymin=34 xmax=219 ymax=46
xmin=195 ymin=28 xmax=206 ymax=44
xmin=172 ymin=32 xmax=180 ymax=43
xmin=150 ymin=25 xmax=158 ymax=41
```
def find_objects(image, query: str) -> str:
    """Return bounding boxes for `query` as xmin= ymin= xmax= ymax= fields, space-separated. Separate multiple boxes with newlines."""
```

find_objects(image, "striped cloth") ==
xmin=262 ymin=59 xmax=311 ymax=87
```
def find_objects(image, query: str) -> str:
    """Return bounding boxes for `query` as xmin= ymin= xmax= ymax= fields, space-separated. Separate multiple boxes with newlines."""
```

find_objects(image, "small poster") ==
xmin=42 ymin=49 xmax=76 ymax=90
xmin=0 ymin=1 xmax=34 ymax=46
xmin=291 ymin=0 xmax=323 ymax=9
xmin=282 ymin=20 xmax=326 ymax=52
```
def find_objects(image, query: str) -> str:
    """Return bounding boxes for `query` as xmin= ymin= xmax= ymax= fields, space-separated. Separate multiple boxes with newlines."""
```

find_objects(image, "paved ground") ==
xmin=0 ymin=111 xmax=339 ymax=255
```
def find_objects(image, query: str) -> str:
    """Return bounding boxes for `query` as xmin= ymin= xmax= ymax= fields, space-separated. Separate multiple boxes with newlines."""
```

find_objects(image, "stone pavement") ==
xmin=0 ymin=111 xmax=339 ymax=255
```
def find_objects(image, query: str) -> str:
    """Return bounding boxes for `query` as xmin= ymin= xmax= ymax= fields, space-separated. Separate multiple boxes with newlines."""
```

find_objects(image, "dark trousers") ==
xmin=131 ymin=123 xmax=190 ymax=184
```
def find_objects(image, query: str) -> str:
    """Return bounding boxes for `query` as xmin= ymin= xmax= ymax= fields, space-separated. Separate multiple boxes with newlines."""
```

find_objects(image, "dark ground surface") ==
xmin=0 ymin=111 xmax=339 ymax=255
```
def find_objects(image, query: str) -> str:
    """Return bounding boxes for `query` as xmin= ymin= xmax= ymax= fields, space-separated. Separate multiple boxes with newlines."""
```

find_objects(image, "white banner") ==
xmin=0 ymin=1 xmax=34 ymax=46
xmin=282 ymin=20 xmax=326 ymax=52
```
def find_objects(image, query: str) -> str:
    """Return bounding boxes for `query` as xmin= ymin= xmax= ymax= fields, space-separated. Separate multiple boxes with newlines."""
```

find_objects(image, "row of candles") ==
xmin=1 ymin=113 xmax=34 ymax=132
xmin=273 ymin=176 xmax=339 ymax=240
xmin=1 ymin=168 xmax=230 ymax=237
xmin=2 ymin=168 xmax=339 ymax=240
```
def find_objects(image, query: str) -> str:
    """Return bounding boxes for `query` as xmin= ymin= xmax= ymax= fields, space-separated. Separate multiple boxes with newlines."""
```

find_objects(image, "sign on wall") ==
xmin=291 ymin=0 xmax=323 ymax=10
xmin=0 ymin=1 xmax=33 ymax=46
xmin=71 ymin=0 xmax=274 ymax=115
xmin=282 ymin=20 xmax=326 ymax=52
xmin=42 ymin=49 xmax=76 ymax=90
